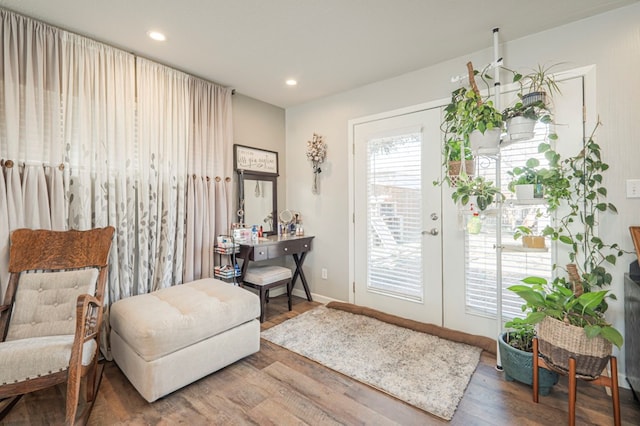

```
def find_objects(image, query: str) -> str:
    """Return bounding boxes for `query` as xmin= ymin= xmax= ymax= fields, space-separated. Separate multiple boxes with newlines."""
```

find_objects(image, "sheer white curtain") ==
xmin=61 ymin=32 xmax=137 ymax=305
xmin=1 ymin=11 xmax=234 ymax=325
xmin=0 ymin=11 xmax=68 ymax=301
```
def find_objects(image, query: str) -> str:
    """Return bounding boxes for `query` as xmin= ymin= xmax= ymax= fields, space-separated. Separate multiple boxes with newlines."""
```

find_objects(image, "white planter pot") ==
xmin=469 ymin=128 xmax=501 ymax=155
xmin=515 ymin=184 xmax=535 ymax=200
xmin=507 ymin=116 xmax=536 ymax=142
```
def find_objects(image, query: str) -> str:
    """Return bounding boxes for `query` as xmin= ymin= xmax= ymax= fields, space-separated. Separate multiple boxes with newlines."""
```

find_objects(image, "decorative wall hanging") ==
xmin=233 ymin=144 xmax=279 ymax=176
xmin=306 ymin=133 xmax=327 ymax=194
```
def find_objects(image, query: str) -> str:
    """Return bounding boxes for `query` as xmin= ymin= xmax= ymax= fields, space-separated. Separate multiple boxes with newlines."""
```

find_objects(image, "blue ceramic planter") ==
xmin=499 ymin=332 xmax=559 ymax=395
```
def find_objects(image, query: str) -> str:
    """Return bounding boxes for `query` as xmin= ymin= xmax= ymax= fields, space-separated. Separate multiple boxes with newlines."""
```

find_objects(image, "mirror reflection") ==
xmin=243 ymin=179 xmax=273 ymax=231
xmin=238 ymin=173 xmax=277 ymax=235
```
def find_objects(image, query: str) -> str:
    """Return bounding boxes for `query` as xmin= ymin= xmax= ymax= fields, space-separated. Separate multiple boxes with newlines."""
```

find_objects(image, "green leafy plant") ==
xmin=508 ymin=276 xmax=623 ymax=348
xmin=506 ymin=63 xmax=563 ymax=99
xmin=504 ymin=317 xmax=535 ymax=352
xmin=450 ymin=172 xmax=502 ymax=211
xmin=502 ymin=99 xmax=552 ymax=123
xmin=444 ymin=137 xmax=472 ymax=162
xmin=443 ymin=86 xmax=503 ymax=139
xmin=513 ymin=225 xmax=538 ymax=240
xmin=507 ymin=158 xmax=545 ymax=192
xmin=540 ymin=121 xmax=625 ymax=290
xmin=440 ymin=72 xmax=503 ymax=186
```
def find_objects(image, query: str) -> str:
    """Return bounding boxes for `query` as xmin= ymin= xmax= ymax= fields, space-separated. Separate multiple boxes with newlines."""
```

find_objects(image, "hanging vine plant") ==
xmin=540 ymin=120 xmax=626 ymax=291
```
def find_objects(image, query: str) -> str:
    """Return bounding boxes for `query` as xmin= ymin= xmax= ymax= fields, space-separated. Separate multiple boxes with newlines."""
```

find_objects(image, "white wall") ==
xmin=285 ymin=3 xmax=640 ymax=374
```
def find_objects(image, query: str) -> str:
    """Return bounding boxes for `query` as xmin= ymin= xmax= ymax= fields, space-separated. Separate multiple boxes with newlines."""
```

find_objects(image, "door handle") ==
xmin=422 ymin=228 xmax=439 ymax=236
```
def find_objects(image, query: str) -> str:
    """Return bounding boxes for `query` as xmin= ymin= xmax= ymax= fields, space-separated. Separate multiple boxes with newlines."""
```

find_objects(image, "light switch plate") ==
xmin=627 ymin=179 xmax=640 ymax=198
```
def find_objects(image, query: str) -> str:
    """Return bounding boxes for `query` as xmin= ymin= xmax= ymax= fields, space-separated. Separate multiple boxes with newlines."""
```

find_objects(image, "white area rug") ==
xmin=261 ymin=305 xmax=482 ymax=420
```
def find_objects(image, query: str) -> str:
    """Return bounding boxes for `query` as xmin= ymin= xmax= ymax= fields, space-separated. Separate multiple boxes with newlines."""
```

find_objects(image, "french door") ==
xmin=350 ymin=70 xmax=590 ymax=336
xmin=351 ymin=106 xmax=443 ymax=325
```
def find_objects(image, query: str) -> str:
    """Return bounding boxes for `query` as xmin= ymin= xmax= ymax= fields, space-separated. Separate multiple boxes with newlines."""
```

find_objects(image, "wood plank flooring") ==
xmin=3 ymin=295 xmax=640 ymax=425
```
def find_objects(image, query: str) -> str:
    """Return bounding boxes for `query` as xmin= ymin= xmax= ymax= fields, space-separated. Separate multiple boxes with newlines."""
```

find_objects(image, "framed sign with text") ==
xmin=233 ymin=144 xmax=279 ymax=176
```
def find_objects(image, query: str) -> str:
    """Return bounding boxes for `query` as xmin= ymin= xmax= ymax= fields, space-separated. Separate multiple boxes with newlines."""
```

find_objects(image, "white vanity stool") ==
xmin=242 ymin=265 xmax=293 ymax=322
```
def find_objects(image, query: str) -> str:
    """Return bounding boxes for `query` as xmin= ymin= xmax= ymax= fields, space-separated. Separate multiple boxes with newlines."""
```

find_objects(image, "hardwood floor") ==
xmin=3 ymin=295 xmax=640 ymax=425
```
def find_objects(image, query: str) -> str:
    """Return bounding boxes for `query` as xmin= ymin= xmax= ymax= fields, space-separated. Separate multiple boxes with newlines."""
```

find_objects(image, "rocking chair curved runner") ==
xmin=0 ymin=227 xmax=115 ymax=425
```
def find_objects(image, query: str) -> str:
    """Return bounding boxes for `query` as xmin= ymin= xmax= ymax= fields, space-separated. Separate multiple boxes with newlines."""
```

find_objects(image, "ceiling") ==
xmin=0 ymin=0 xmax=637 ymax=108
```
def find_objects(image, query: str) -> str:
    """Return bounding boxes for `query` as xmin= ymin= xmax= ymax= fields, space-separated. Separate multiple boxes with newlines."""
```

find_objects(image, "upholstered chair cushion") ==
xmin=243 ymin=265 xmax=292 ymax=285
xmin=6 ymin=268 xmax=99 ymax=341
xmin=0 ymin=336 xmax=97 ymax=385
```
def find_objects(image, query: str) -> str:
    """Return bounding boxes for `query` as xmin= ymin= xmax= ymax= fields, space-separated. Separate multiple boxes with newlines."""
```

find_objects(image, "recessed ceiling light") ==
xmin=286 ymin=79 xmax=298 ymax=86
xmin=147 ymin=31 xmax=166 ymax=42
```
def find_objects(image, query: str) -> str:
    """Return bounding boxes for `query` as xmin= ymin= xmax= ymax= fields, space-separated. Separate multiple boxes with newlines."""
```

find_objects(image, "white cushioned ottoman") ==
xmin=110 ymin=278 xmax=260 ymax=402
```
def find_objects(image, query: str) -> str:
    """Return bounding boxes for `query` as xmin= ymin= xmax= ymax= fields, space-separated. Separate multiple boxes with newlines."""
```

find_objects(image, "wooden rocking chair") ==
xmin=0 ymin=227 xmax=115 ymax=425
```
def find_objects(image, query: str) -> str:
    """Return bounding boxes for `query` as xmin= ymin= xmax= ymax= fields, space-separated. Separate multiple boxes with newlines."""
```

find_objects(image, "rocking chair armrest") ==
xmin=73 ymin=293 xmax=104 ymax=344
xmin=0 ymin=304 xmax=10 ymax=341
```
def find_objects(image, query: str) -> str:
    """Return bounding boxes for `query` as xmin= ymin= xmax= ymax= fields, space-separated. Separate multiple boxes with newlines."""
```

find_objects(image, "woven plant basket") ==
xmin=536 ymin=316 xmax=612 ymax=380
xmin=448 ymin=160 xmax=475 ymax=186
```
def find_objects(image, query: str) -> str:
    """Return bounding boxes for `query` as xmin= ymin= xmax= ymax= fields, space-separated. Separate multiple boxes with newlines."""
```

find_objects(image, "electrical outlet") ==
xmin=627 ymin=179 xmax=640 ymax=198
xmin=321 ymin=268 xmax=328 ymax=280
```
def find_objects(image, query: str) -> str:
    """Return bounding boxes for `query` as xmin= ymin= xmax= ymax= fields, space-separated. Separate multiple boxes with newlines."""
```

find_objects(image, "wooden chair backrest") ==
xmin=1 ymin=227 xmax=115 ymax=341
xmin=8 ymin=227 xmax=114 ymax=273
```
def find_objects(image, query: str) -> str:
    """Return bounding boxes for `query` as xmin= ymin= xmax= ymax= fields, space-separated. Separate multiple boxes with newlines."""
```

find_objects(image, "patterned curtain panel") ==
xmin=135 ymin=58 xmax=189 ymax=294
xmin=0 ymin=11 xmax=234 ymax=354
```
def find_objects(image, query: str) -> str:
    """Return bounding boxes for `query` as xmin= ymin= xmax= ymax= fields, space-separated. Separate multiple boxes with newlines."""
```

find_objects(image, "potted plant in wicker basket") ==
xmin=508 ymin=276 xmax=623 ymax=378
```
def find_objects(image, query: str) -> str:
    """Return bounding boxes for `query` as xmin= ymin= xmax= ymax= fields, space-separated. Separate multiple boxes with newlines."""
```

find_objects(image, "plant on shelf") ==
xmin=507 ymin=63 xmax=563 ymax=106
xmin=502 ymin=99 xmax=551 ymax=123
xmin=450 ymin=172 xmax=502 ymax=211
xmin=513 ymin=225 xmax=546 ymax=249
xmin=501 ymin=63 xmax=561 ymax=142
xmin=440 ymin=63 xmax=503 ymax=185
xmin=443 ymin=85 xmax=504 ymax=151
xmin=502 ymin=99 xmax=554 ymax=143
xmin=507 ymin=157 xmax=546 ymax=199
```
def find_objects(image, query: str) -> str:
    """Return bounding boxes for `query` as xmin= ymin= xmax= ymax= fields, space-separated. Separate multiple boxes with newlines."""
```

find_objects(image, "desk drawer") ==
xmin=268 ymin=241 xmax=298 ymax=258
xmin=299 ymin=239 xmax=312 ymax=252
xmin=251 ymin=247 xmax=269 ymax=261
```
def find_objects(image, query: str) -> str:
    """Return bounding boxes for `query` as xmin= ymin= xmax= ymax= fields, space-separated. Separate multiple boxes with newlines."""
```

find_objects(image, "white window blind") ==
xmin=465 ymin=122 xmax=554 ymax=320
xmin=366 ymin=131 xmax=423 ymax=301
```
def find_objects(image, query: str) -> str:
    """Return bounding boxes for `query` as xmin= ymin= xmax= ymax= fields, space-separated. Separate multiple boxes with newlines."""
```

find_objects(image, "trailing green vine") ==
xmin=540 ymin=120 xmax=626 ymax=290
